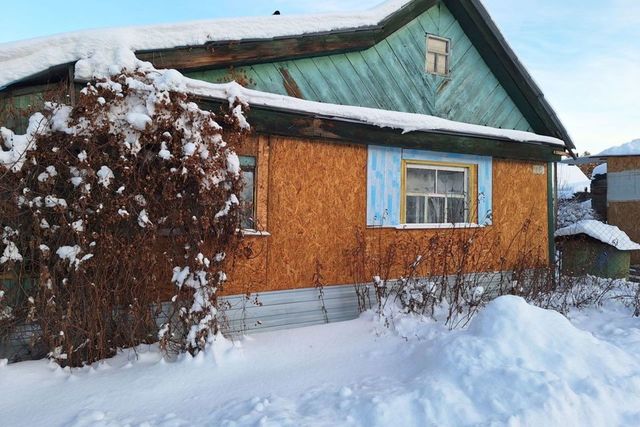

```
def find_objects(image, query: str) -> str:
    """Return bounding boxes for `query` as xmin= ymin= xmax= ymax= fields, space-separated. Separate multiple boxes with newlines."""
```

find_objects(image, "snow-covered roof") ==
xmin=592 ymin=163 xmax=607 ymax=178
xmin=555 ymin=220 xmax=640 ymax=251
xmin=596 ymin=139 xmax=640 ymax=157
xmin=164 ymin=71 xmax=565 ymax=146
xmin=0 ymin=0 xmax=411 ymax=90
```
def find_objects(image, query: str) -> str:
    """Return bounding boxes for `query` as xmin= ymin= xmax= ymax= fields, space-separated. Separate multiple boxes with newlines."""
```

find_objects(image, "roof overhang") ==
xmin=195 ymin=96 xmax=563 ymax=162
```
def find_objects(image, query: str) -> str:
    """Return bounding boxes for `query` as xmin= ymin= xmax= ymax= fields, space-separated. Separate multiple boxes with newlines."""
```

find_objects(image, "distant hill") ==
xmin=597 ymin=138 xmax=640 ymax=156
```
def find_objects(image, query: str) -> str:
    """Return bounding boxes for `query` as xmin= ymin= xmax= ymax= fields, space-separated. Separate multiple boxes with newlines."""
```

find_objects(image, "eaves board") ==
xmin=196 ymin=98 xmax=560 ymax=162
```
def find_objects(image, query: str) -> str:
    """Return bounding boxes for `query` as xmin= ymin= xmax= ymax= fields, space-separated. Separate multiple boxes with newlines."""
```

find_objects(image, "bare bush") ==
xmin=344 ymin=213 xmax=557 ymax=328
xmin=0 ymin=69 xmax=248 ymax=366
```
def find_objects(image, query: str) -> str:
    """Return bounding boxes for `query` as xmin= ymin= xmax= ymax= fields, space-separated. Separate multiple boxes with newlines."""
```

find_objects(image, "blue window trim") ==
xmin=366 ymin=146 xmax=493 ymax=227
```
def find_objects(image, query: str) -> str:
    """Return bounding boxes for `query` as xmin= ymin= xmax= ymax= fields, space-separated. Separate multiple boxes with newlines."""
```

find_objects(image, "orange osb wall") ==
xmin=224 ymin=135 xmax=550 ymax=294
xmin=607 ymin=156 xmax=640 ymax=173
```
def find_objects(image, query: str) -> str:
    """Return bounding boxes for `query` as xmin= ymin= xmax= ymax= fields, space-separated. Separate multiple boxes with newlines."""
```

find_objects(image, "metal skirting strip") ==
xmin=1 ymin=271 xmax=512 ymax=362
xmin=608 ymin=171 xmax=640 ymax=202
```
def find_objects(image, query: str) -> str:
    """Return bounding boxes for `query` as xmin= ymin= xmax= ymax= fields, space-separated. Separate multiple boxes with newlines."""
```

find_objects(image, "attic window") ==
xmin=426 ymin=35 xmax=450 ymax=76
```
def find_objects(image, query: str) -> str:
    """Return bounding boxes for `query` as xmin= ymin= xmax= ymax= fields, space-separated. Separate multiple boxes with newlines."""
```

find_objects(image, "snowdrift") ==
xmin=1 ymin=296 xmax=640 ymax=426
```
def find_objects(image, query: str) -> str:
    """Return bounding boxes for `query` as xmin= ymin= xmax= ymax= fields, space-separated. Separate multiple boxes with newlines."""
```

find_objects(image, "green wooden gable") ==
xmin=186 ymin=3 xmax=532 ymax=133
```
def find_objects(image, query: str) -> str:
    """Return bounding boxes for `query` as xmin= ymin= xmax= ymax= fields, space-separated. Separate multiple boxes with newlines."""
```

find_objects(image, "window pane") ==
xmin=407 ymin=167 xmax=436 ymax=193
xmin=426 ymin=52 xmax=436 ymax=73
xmin=240 ymin=170 xmax=255 ymax=229
xmin=427 ymin=197 xmax=445 ymax=223
xmin=437 ymin=170 xmax=465 ymax=194
xmin=428 ymin=37 xmax=449 ymax=55
xmin=447 ymin=197 xmax=466 ymax=224
xmin=406 ymin=195 xmax=426 ymax=224
xmin=435 ymin=54 xmax=448 ymax=75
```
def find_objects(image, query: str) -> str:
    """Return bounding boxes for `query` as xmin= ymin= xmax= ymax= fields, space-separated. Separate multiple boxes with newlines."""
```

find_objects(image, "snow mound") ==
xmin=421 ymin=296 xmax=640 ymax=425
xmin=2 ymin=296 xmax=640 ymax=426
xmin=597 ymin=138 xmax=640 ymax=156
xmin=592 ymin=162 xmax=607 ymax=178
xmin=557 ymin=199 xmax=596 ymax=228
xmin=555 ymin=219 xmax=640 ymax=251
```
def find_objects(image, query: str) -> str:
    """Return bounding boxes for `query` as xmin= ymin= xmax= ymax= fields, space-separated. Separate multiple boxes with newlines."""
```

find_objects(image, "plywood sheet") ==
xmin=608 ymin=156 xmax=640 ymax=173
xmin=223 ymin=135 xmax=551 ymax=293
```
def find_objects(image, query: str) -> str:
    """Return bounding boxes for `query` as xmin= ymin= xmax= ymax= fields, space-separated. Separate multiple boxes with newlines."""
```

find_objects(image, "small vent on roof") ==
xmin=273 ymin=10 xmax=281 ymax=15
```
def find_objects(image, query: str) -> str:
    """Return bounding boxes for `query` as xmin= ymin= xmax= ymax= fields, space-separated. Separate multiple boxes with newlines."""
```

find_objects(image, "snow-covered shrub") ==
xmin=557 ymin=198 xmax=597 ymax=228
xmin=343 ymin=216 xmax=591 ymax=328
xmin=0 ymin=67 xmax=248 ymax=366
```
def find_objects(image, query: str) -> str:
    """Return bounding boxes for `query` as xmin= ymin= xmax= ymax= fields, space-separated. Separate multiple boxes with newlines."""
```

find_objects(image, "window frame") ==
xmin=239 ymin=155 xmax=257 ymax=231
xmin=425 ymin=34 xmax=451 ymax=76
xmin=400 ymin=159 xmax=477 ymax=226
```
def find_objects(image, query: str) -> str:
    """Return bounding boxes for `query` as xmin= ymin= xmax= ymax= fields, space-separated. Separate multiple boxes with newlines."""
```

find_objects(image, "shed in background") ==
xmin=555 ymin=220 xmax=640 ymax=279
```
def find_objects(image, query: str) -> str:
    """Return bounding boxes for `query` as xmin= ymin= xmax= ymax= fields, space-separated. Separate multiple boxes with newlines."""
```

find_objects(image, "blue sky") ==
xmin=1 ymin=0 xmax=638 ymax=153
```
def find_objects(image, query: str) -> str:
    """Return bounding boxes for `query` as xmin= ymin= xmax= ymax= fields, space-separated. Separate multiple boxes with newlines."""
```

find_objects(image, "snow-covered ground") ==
xmin=557 ymin=163 xmax=590 ymax=199
xmin=2 ymin=295 xmax=640 ymax=427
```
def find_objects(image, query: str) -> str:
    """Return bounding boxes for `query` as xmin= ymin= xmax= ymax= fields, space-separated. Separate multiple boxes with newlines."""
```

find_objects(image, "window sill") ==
xmin=395 ymin=223 xmax=484 ymax=230
xmin=239 ymin=229 xmax=271 ymax=237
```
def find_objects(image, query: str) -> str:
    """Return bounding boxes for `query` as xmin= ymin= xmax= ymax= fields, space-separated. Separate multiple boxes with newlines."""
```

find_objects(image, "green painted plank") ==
xmin=423 ymin=2 xmax=440 ymax=30
xmin=279 ymin=57 xmax=341 ymax=103
xmin=276 ymin=59 xmax=322 ymax=100
xmin=377 ymin=39 xmax=434 ymax=114
xmin=328 ymin=54 xmax=382 ymax=109
xmin=343 ymin=51 xmax=396 ymax=110
xmin=356 ymin=46 xmax=410 ymax=112
xmin=442 ymin=22 xmax=473 ymax=70
xmin=392 ymin=15 xmax=440 ymax=112
xmin=501 ymin=105 xmax=529 ymax=131
xmin=310 ymin=57 xmax=360 ymax=105
xmin=437 ymin=2 xmax=457 ymax=34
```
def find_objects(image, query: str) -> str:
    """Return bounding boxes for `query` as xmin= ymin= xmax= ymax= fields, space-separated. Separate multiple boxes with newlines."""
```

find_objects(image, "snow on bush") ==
xmin=0 ymin=60 xmax=249 ymax=366
xmin=557 ymin=198 xmax=597 ymax=228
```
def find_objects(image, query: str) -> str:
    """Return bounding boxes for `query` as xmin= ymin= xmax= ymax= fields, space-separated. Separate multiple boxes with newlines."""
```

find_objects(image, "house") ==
xmin=0 ymin=0 xmax=574 ymax=333
xmin=567 ymin=139 xmax=640 ymax=263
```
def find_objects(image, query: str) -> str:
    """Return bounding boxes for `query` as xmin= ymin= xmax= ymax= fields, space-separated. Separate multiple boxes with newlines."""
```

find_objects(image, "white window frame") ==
xmin=403 ymin=162 xmax=471 ymax=225
xmin=426 ymin=34 xmax=451 ymax=76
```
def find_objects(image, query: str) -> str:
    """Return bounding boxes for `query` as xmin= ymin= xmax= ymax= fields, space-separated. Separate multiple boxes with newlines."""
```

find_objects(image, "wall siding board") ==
xmin=384 ymin=24 xmax=436 ymax=113
xmin=310 ymin=57 xmax=359 ymax=105
xmin=185 ymin=3 xmax=531 ymax=132
xmin=346 ymin=51 xmax=399 ymax=110
xmin=500 ymin=104 xmax=529 ymax=130
xmin=328 ymin=54 xmax=382 ymax=108
xmin=608 ymin=171 xmax=640 ymax=202
xmin=372 ymin=41 xmax=431 ymax=113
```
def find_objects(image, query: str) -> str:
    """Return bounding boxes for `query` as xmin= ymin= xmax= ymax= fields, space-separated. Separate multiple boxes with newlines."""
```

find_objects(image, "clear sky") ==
xmin=1 ymin=0 xmax=638 ymax=154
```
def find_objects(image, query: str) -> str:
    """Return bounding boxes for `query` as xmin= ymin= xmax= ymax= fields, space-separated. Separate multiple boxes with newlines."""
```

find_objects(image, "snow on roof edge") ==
xmin=555 ymin=220 xmax=640 ymax=251
xmin=0 ymin=0 xmax=411 ymax=90
xmin=176 ymin=75 xmax=565 ymax=147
